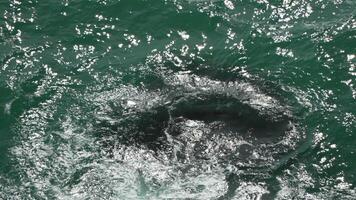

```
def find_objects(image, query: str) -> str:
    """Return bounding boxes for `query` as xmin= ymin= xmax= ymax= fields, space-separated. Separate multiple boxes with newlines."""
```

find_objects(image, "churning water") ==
xmin=0 ymin=0 xmax=355 ymax=199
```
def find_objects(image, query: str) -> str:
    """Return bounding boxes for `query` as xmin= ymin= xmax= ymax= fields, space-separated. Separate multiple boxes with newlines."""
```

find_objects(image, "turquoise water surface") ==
xmin=0 ymin=0 xmax=355 ymax=199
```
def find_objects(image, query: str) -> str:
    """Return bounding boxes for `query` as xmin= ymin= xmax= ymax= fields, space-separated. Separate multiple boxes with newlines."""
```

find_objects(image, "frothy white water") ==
xmin=7 ymin=74 xmax=303 ymax=199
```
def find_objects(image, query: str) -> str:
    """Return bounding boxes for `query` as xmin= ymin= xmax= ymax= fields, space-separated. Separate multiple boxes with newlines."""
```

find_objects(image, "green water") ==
xmin=0 ymin=0 xmax=355 ymax=199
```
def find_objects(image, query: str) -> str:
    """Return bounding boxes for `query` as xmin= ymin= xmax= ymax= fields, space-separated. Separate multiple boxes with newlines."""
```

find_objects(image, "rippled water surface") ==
xmin=0 ymin=0 xmax=355 ymax=199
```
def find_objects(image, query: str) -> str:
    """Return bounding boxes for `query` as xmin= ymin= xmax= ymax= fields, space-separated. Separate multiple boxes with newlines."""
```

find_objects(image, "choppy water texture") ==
xmin=0 ymin=0 xmax=355 ymax=199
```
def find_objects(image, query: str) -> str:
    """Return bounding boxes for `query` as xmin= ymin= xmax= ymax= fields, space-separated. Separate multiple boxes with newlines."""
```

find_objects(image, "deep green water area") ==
xmin=0 ymin=0 xmax=355 ymax=199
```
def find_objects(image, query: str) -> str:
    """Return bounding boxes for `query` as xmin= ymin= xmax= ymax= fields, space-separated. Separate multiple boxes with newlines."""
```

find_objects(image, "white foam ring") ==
xmin=10 ymin=74 xmax=302 ymax=199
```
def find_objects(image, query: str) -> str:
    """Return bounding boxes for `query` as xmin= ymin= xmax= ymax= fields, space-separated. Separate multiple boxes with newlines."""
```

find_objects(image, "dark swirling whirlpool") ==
xmin=93 ymin=74 xmax=303 ymax=198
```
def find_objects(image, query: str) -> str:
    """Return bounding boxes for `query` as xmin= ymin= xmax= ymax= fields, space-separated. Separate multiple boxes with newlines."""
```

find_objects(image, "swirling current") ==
xmin=0 ymin=0 xmax=355 ymax=199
